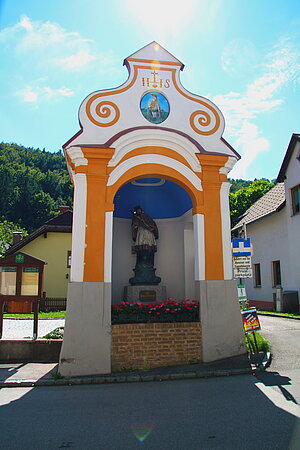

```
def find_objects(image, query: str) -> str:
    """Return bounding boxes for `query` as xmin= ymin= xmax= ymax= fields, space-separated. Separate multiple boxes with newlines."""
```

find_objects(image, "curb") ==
xmin=0 ymin=367 xmax=254 ymax=388
xmin=258 ymin=312 xmax=300 ymax=320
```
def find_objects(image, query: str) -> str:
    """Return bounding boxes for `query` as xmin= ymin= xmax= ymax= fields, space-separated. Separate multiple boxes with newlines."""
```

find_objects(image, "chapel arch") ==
xmin=111 ymin=172 xmax=195 ymax=302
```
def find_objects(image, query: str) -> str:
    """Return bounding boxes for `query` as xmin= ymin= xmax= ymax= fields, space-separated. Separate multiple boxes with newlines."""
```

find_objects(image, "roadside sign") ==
xmin=241 ymin=309 xmax=261 ymax=332
xmin=237 ymin=284 xmax=247 ymax=301
xmin=234 ymin=256 xmax=251 ymax=267
xmin=232 ymin=238 xmax=253 ymax=256
xmin=233 ymin=256 xmax=253 ymax=278
xmin=234 ymin=266 xmax=253 ymax=278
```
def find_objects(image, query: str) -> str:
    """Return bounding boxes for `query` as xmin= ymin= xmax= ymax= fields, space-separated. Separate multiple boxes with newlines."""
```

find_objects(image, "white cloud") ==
xmin=0 ymin=15 xmax=98 ymax=72
xmin=58 ymin=49 xmax=97 ymax=70
xmin=18 ymin=84 xmax=74 ymax=105
xmin=213 ymin=37 xmax=300 ymax=177
xmin=229 ymin=122 xmax=269 ymax=178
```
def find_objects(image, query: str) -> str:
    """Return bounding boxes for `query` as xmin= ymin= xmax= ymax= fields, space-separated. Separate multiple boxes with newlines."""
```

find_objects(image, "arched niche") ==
xmin=112 ymin=177 xmax=195 ymax=302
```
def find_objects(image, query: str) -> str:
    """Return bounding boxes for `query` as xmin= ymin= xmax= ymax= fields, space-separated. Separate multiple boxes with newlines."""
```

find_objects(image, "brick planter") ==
xmin=111 ymin=322 xmax=201 ymax=371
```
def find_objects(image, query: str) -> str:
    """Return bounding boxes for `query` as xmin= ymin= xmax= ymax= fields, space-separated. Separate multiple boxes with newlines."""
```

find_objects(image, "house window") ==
xmin=291 ymin=184 xmax=300 ymax=214
xmin=254 ymin=264 xmax=261 ymax=287
xmin=272 ymin=260 xmax=281 ymax=287
xmin=67 ymin=251 xmax=72 ymax=268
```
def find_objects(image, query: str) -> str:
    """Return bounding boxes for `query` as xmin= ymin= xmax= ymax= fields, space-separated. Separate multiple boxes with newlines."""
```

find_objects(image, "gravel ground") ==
xmin=1 ymin=319 xmax=65 ymax=339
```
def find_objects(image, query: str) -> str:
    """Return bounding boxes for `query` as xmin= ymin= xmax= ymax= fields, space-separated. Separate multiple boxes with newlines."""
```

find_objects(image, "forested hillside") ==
xmin=0 ymin=143 xmax=73 ymax=232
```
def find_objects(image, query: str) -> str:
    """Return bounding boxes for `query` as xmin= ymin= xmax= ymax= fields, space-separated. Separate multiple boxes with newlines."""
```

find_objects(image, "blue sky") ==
xmin=0 ymin=0 xmax=299 ymax=179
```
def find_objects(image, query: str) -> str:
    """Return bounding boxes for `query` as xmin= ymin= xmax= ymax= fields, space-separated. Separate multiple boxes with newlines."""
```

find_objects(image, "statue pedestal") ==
xmin=123 ymin=285 xmax=167 ymax=303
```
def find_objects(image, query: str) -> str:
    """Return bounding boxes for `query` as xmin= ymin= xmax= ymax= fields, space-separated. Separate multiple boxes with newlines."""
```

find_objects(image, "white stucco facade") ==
xmin=243 ymin=136 xmax=300 ymax=309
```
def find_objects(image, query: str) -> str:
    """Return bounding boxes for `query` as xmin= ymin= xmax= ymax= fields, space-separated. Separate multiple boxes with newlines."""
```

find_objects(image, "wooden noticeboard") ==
xmin=0 ymin=252 xmax=46 ymax=339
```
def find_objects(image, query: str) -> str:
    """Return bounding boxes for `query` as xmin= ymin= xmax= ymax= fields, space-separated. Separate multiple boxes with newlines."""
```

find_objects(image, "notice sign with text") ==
xmin=241 ymin=309 xmax=261 ymax=333
xmin=233 ymin=256 xmax=253 ymax=278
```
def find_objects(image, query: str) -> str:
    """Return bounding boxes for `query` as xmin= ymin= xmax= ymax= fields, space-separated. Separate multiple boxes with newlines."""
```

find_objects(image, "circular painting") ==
xmin=140 ymin=92 xmax=170 ymax=124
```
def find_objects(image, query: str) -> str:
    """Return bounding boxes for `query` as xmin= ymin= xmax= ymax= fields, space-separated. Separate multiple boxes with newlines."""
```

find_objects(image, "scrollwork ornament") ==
xmin=189 ymin=104 xmax=220 ymax=136
xmin=86 ymin=97 xmax=120 ymax=127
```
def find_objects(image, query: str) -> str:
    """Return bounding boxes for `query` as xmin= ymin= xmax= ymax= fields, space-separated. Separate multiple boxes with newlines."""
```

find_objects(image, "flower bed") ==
xmin=111 ymin=299 xmax=199 ymax=324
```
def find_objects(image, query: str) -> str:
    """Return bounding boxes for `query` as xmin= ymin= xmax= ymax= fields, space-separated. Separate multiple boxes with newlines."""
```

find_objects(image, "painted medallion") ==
xmin=140 ymin=92 xmax=170 ymax=124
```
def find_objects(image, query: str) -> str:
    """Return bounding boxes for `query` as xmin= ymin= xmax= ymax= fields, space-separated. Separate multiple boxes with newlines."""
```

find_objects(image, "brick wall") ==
xmin=111 ymin=322 xmax=201 ymax=371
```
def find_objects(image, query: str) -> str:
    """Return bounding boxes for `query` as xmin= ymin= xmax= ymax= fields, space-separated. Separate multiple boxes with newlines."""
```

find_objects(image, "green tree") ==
xmin=0 ymin=143 xmax=73 ymax=231
xmin=0 ymin=221 xmax=28 ymax=257
xmin=229 ymin=179 xmax=275 ymax=227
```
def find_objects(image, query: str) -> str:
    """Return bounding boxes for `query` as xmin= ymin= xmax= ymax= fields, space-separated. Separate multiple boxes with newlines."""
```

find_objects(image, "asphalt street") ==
xmin=258 ymin=315 xmax=300 ymax=405
xmin=0 ymin=315 xmax=299 ymax=449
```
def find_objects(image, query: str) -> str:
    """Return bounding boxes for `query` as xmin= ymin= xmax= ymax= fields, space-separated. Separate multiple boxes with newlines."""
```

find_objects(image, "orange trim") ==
xmin=85 ymin=67 xmax=139 ymax=125
xmin=115 ymin=146 xmax=195 ymax=170
xmin=84 ymin=64 xmax=221 ymax=137
xmin=197 ymin=155 xmax=228 ymax=280
xmin=202 ymin=180 xmax=224 ymax=279
xmin=86 ymin=100 xmax=120 ymax=128
xmin=127 ymin=57 xmax=182 ymax=67
xmin=170 ymin=71 xmax=221 ymax=136
xmin=106 ymin=163 xmax=203 ymax=211
xmin=74 ymin=165 xmax=87 ymax=174
xmin=81 ymin=148 xmax=114 ymax=282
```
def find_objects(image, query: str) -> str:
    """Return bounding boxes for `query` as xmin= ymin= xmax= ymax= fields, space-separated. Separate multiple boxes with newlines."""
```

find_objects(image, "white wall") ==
xmin=112 ymin=210 xmax=195 ymax=303
xmin=283 ymin=141 xmax=300 ymax=291
xmin=244 ymin=207 xmax=299 ymax=304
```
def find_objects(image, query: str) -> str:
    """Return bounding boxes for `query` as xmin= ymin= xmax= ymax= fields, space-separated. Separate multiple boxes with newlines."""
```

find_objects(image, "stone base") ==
xmin=123 ymin=285 xmax=167 ymax=302
xmin=195 ymin=279 xmax=246 ymax=362
xmin=59 ymin=282 xmax=111 ymax=377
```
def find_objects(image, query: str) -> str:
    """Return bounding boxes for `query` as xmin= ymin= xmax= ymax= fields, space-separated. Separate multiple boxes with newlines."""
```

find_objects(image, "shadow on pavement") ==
xmin=256 ymin=370 xmax=298 ymax=404
xmin=0 ymin=371 xmax=299 ymax=449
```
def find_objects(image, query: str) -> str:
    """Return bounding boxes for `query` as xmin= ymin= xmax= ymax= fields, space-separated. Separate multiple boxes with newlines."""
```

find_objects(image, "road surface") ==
xmin=0 ymin=315 xmax=298 ymax=449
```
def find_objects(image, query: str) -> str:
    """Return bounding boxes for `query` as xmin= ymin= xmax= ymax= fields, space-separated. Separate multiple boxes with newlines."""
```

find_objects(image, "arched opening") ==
xmin=112 ymin=177 xmax=195 ymax=303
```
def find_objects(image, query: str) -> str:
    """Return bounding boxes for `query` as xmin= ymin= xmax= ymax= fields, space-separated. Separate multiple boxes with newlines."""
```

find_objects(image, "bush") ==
xmin=245 ymin=332 xmax=271 ymax=353
xmin=112 ymin=300 xmax=199 ymax=324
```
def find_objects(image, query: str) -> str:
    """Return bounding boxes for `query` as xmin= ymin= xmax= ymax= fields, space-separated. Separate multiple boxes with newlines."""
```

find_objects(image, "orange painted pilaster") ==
xmin=197 ymin=155 xmax=228 ymax=280
xmin=81 ymin=148 xmax=114 ymax=282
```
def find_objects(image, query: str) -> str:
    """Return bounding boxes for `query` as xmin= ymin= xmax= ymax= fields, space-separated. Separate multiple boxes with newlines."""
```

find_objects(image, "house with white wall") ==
xmin=233 ymin=133 xmax=300 ymax=311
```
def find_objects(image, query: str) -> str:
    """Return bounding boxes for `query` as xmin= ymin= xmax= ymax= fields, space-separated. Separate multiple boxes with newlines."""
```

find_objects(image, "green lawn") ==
xmin=257 ymin=309 xmax=300 ymax=317
xmin=3 ymin=311 xmax=66 ymax=319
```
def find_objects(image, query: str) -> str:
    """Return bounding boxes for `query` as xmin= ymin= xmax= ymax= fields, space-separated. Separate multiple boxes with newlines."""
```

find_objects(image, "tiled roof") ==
xmin=5 ymin=210 xmax=72 ymax=256
xmin=44 ymin=210 xmax=73 ymax=227
xmin=232 ymin=183 xmax=285 ymax=230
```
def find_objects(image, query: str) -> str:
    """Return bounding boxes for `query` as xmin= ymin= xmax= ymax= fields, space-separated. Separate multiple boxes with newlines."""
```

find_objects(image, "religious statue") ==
xmin=129 ymin=205 xmax=161 ymax=285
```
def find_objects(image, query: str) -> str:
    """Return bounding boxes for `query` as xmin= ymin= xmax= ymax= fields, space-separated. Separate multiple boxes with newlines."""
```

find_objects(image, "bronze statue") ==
xmin=129 ymin=206 xmax=161 ymax=285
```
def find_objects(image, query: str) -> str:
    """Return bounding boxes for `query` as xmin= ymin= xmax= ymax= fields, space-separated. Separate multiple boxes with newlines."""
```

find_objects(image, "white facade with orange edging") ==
xmin=59 ymin=42 xmax=246 ymax=377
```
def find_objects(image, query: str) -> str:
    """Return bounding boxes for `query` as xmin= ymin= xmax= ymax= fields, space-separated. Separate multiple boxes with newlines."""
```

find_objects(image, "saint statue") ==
xmin=129 ymin=206 xmax=161 ymax=285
